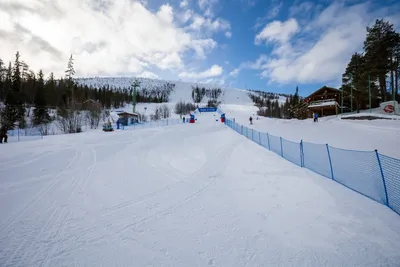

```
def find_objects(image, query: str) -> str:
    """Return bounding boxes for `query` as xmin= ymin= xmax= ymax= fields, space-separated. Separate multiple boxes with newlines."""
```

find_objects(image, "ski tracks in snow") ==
xmin=0 ymin=149 xmax=80 ymax=235
xmin=0 ymin=147 xmax=97 ymax=267
xmin=40 ymin=147 xmax=97 ymax=267
xmin=47 ymin=137 xmax=240 ymax=263
xmin=1 ymin=123 xmax=241 ymax=266
xmin=0 ymin=149 xmax=80 ymax=266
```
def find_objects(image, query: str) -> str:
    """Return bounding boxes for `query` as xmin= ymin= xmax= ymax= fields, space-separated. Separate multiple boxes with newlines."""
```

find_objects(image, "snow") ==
xmin=227 ymin=106 xmax=400 ymax=159
xmin=1 ymin=112 xmax=400 ymax=266
xmin=341 ymin=111 xmax=400 ymax=120
xmin=308 ymin=100 xmax=338 ymax=108
xmin=75 ymin=77 xmax=257 ymax=106
xmin=336 ymin=107 xmax=400 ymax=120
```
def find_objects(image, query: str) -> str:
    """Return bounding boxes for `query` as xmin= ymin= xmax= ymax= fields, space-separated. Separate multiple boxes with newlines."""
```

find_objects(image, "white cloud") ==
xmin=179 ymin=64 xmax=223 ymax=79
xmin=203 ymin=77 xmax=225 ymax=85
xmin=255 ymin=18 xmax=299 ymax=44
xmin=249 ymin=1 xmax=399 ymax=85
xmin=180 ymin=0 xmax=189 ymax=8
xmin=189 ymin=39 xmax=217 ymax=59
xmin=198 ymin=0 xmax=219 ymax=17
xmin=229 ymin=68 xmax=239 ymax=77
xmin=266 ymin=0 xmax=282 ymax=19
xmin=289 ymin=1 xmax=314 ymax=18
xmin=225 ymin=31 xmax=232 ymax=38
xmin=0 ymin=0 xmax=221 ymax=79
xmin=187 ymin=14 xmax=230 ymax=35
xmin=138 ymin=71 xmax=159 ymax=79
xmin=179 ymin=9 xmax=194 ymax=23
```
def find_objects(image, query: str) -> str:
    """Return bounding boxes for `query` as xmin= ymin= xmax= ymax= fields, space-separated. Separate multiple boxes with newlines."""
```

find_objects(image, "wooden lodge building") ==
xmin=290 ymin=86 xmax=350 ymax=119
xmin=305 ymin=86 xmax=341 ymax=117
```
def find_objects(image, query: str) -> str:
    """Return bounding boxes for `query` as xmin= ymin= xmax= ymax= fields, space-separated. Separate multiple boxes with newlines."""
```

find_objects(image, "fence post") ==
xmin=375 ymin=150 xmax=389 ymax=206
xmin=251 ymin=129 xmax=254 ymax=141
xmin=259 ymin=132 xmax=261 ymax=145
xmin=300 ymin=140 xmax=304 ymax=167
xmin=267 ymin=133 xmax=271 ymax=150
xmin=326 ymin=144 xmax=334 ymax=180
xmin=280 ymin=137 xmax=283 ymax=157
xmin=18 ymin=127 xmax=20 ymax=142
xmin=241 ymin=125 xmax=243 ymax=135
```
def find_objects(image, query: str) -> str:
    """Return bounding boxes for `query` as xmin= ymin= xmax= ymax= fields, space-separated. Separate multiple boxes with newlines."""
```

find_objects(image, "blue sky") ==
xmin=1 ymin=0 xmax=399 ymax=96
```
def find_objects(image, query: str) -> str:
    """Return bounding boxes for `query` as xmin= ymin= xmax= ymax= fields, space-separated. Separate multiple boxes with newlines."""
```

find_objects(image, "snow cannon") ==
xmin=220 ymin=113 xmax=226 ymax=123
xmin=189 ymin=114 xmax=195 ymax=123
xmin=102 ymin=121 xmax=114 ymax=132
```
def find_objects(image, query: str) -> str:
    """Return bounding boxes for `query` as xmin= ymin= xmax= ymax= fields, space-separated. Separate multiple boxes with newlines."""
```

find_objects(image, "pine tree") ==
xmin=342 ymin=52 xmax=381 ymax=111
xmin=0 ymin=58 xmax=5 ymax=101
xmin=1 ymin=52 xmax=25 ymax=129
xmin=65 ymin=54 xmax=76 ymax=103
xmin=12 ymin=52 xmax=26 ymax=126
xmin=283 ymin=97 xmax=291 ymax=119
xmin=292 ymin=86 xmax=299 ymax=106
xmin=33 ymin=70 xmax=50 ymax=126
xmin=364 ymin=19 xmax=399 ymax=101
xmin=65 ymin=54 xmax=75 ymax=80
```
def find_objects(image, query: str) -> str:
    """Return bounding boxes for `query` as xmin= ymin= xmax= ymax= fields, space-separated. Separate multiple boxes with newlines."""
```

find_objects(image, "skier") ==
xmin=0 ymin=126 xmax=8 ymax=143
xmin=315 ymin=112 xmax=319 ymax=122
xmin=249 ymin=116 xmax=253 ymax=125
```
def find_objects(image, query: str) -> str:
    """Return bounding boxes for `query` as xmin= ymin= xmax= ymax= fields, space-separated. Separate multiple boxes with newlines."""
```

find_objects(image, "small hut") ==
xmin=117 ymin=111 xmax=140 ymax=126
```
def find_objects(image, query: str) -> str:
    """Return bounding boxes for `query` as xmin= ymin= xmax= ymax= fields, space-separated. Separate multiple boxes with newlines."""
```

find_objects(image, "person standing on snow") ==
xmin=249 ymin=116 xmax=253 ymax=125
xmin=0 ymin=126 xmax=8 ymax=143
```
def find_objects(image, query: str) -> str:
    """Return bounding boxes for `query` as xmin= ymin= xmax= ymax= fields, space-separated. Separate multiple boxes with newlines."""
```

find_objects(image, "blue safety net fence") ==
xmin=6 ymin=127 xmax=43 ymax=143
xmin=118 ymin=118 xmax=184 ymax=130
xmin=225 ymin=118 xmax=400 ymax=216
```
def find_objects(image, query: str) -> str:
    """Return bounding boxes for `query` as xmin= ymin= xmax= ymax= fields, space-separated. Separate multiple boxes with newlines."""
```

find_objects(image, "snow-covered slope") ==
xmin=75 ymin=77 xmax=256 ymax=106
xmin=1 ymin=113 xmax=399 ymax=266
xmin=226 ymin=106 xmax=400 ymax=158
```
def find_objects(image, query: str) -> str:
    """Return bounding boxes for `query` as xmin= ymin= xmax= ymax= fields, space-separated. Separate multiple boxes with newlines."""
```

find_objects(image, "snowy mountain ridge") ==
xmin=75 ymin=77 xmax=287 ymax=106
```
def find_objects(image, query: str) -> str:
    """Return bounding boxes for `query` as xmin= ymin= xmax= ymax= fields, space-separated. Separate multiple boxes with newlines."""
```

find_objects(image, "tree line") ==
xmin=0 ymin=52 xmax=180 ymax=135
xmin=191 ymin=86 xmax=223 ymax=107
xmin=341 ymin=19 xmax=400 ymax=112
xmin=0 ymin=52 xmax=133 ymax=134
xmin=249 ymin=88 xmax=301 ymax=119
xmin=136 ymin=81 xmax=175 ymax=103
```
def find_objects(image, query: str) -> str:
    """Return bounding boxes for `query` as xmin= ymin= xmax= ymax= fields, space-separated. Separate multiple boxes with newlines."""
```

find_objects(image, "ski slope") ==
xmin=75 ymin=77 xmax=258 ymax=106
xmin=1 ymin=113 xmax=400 ymax=267
xmin=222 ymin=105 xmax=400 ymax=159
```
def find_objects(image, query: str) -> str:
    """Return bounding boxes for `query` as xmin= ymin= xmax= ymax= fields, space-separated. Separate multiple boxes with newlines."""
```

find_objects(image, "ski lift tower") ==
xmin=131 ymin=78 xmax=141 ymax=113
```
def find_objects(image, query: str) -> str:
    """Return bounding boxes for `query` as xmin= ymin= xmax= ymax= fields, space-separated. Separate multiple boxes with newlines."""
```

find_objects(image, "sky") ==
xmin=0 ymin=0 xmax=399 ymax=96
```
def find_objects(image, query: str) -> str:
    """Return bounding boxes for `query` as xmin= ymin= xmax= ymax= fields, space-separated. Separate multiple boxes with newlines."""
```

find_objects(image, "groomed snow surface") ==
xmin=225 ymin=104 xmax=400 ymax=159
xmin=1 ymin=112 xmax=400 ymax=267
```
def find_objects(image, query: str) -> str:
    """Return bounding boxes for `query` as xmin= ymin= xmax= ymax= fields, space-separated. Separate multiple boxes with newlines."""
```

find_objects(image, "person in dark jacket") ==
xmin=0 ymin=126 xmax=8 ymax=143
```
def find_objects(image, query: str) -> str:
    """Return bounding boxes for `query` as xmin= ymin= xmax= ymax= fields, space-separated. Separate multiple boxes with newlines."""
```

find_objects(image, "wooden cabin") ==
xmin=117 ymin=111 xmax=140 ymax=126
xmin=305 ymin=86 xmax=341 ymax=117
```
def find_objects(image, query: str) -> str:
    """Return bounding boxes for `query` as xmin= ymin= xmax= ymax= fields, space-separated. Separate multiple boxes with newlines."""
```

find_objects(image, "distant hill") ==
xmin=74 ymin=77 xmax=287 ymax=106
